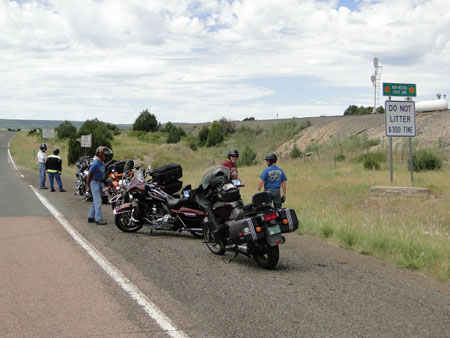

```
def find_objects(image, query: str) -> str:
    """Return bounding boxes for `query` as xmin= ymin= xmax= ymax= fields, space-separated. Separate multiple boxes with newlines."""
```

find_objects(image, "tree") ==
xmin=218 ymin=117 xmax=236 ymax=134
xmin=56 ymin=121 xmax=77 ymax=139
xmin=207 ymin=121 xmax=224 ymax=147
xmin=198 ymin=125 xmax=210 ymax=145
xmin=132 ymin=109 xmax=158 ymax=132
xmin=68 ymin=119 xmax=114 ymax=165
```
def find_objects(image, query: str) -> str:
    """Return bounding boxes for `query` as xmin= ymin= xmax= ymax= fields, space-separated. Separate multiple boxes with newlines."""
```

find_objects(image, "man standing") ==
xmin=86 ymin=146 xmax=113 ymax=225
xmin=257 ymin=152 xmax=287 ymax=209
xmin=46 ymin=148 xmax=66 ymax=192
xmin=37 ymin=143 xmax=48 ymax=189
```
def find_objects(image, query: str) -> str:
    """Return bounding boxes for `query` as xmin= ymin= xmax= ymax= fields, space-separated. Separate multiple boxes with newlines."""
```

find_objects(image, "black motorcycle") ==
xmin=191 ymin=166 xmax=298 ymax=269
xmin=113 ymin=163 xmax=205 ymax=237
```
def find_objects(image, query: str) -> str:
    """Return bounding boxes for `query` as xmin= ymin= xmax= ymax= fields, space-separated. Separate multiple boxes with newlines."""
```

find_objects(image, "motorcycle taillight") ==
xmin=263 ymin=212 xmax=277 ymax=221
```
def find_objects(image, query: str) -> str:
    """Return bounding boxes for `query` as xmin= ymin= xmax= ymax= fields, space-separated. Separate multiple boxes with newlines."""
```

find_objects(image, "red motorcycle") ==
xmin=113 ymin=164 xmax=204 ymax=238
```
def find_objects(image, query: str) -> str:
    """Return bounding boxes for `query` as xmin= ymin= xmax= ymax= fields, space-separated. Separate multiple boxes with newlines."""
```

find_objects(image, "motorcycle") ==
xmin=104 ymin=159 xmax=136 ymax=202
xmin=113 ymin=163 xmax=204 ymax=238
xmin=75 ymin=156 xmax=108 ymax=204
xmin=191 ymin=166 xmax=298 ymax=269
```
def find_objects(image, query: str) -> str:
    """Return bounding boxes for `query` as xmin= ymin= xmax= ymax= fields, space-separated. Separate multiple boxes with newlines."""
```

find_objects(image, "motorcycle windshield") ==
xmin=136 ymin=168 xmax=146 ymax=182
xmin=199 ymin=166 xmax=231 ymax=190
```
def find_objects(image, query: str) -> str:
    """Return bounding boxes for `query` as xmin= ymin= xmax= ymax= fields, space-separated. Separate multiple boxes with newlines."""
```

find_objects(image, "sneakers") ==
xmin=51 ymin=189 xmax=56 ymax=192
xmin=39 ymin=187 xmax=48 ymax=189
xmin=59 ymin=189 xmax=66 ymax=192
xmin=88 ymin=218 xmax=95 ymax=223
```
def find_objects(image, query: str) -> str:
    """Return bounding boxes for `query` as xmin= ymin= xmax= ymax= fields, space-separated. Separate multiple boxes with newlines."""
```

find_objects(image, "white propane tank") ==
xmin=416 ymin=94 xmax=448 ymax=113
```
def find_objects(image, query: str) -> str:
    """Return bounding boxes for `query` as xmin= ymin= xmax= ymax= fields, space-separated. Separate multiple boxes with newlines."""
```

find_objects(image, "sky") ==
xmin=1 ymin=0 xmax=449 ymax=125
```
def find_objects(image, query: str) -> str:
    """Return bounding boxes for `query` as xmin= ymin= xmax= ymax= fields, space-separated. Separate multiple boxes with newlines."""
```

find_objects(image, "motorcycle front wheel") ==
xmin=253 ymin=243 xmax=279 ymax=269
xmin=115 ymin=212 xmax=143 ymax=232
xmin=203 ymin=222 xmax=225 ymax=255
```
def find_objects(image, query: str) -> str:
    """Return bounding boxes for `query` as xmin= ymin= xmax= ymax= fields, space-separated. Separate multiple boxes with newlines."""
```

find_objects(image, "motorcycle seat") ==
xmin=166 ymin=194 xmax=185 ymax=209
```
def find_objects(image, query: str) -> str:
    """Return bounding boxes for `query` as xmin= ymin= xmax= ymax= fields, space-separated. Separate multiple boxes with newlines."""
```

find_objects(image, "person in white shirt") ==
xmin=37 ymin=143 xmax=48 ymax=189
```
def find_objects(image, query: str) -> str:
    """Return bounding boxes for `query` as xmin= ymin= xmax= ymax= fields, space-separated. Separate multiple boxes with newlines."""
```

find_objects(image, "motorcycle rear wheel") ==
xmin=203 ymin=222 xmax=225 ymax=255
xmin=253 ymin=243 xmax=279 ymax=269
xmin=115 ymin=212 xmax=143 ymax=232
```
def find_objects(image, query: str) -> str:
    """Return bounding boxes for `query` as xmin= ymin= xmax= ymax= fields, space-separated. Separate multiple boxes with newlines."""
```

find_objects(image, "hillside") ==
xmin=276 ymin=110 xmax=450 ymax=157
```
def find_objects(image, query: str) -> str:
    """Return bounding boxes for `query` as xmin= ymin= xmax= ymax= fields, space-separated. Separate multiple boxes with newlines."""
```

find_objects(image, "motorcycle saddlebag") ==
xmin=278 ymin=208 xmax=299 ymax=233
xmin=160 ymin=180 xmax=183 ymax=195
xmin=227 ymin=216 xmax=264 ymax=244
xmin=152 ymin=163 xmax=183 ymax=184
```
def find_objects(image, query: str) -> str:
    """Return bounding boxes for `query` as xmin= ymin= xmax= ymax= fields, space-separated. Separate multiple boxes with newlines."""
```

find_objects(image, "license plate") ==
xmin=268 ymin=224 xmax=281 ymax=235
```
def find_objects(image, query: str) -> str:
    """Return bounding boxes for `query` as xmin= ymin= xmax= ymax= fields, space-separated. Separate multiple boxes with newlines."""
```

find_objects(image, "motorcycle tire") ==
xmin=253 ymin=243 xmax=279 ymax=269
xmin=115 ymin=212 xmax=143 ymax=233
xmin=203 ymin=222 xmax=225 ymax=255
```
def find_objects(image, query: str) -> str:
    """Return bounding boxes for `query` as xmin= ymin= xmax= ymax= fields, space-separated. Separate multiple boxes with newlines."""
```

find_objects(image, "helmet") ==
xmin=96 ymin=146 xmax=113 ymax=162
xmin=53 ymin=148 xmax=60 ymax=155
xmin=227 ymin=149 xmax=239 ymax=159
xmin=264 ymin=152 xmax=277 ymax=164
xmin=39 ymin=143 xmax=47 ymax=151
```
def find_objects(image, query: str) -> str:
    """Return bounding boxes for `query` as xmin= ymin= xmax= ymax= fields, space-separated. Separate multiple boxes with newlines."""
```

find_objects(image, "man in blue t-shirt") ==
xmin=86 ymin=146 xmax=113 ymax=225
xmin=256 ymin=152 xmax=287 ymax=209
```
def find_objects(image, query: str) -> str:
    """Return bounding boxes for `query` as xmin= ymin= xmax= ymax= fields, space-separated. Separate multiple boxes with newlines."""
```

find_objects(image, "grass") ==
xmin=9 ymin=130 xmax=450 ymax=282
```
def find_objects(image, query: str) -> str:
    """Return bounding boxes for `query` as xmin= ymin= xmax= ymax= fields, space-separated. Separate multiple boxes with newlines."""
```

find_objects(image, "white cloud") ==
xmin=0 ymin=0 xmax=449 ymax=124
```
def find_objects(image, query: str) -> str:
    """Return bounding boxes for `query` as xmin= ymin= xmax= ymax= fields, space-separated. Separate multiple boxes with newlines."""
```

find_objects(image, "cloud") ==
xmin=0 ymin=0 xmax=449 ymax=124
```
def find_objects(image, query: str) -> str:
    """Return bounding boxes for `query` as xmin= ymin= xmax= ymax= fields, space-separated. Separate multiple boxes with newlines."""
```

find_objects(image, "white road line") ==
xmin=29 ymin=185 xmax=188 ymax=338
xmin=7 ymin=141 xmax=24 ymax=177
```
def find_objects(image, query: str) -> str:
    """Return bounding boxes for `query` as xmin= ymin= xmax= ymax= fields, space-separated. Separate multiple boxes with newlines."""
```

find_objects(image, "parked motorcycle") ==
xmin=104 ymin=159 xmax=135 ymax=200
xmin=75 ymin=156 xmax=108 ymax=204
xmin=113 ymin=163 xmax=204 ymax=238
xmin=192 ymin=166 xmax=298 ymax=269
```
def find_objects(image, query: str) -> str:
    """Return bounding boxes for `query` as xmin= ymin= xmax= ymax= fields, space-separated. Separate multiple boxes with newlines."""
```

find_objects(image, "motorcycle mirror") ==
xmin=232 ymin=179 xmax=244 ymax=187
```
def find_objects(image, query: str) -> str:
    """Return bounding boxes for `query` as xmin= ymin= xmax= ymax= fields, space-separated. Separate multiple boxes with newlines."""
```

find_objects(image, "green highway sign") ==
xmin=383 ymin=83 xmax=416 ymax=97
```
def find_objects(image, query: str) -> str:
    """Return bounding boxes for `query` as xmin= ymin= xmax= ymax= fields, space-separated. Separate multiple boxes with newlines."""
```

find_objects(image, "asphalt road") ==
xmin=2 ymin=131 xmax=449 ymax=338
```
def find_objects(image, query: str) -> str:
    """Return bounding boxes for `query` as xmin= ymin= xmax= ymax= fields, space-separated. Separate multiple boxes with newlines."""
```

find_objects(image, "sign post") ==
xmin=383 ymin=83 xmax=416 ymax=184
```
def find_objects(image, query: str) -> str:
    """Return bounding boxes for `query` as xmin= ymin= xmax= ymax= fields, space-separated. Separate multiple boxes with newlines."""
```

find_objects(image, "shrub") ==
xmin=364 ymin=155 xmax=380 ymax=170
xmin=238 ymin=146 xmax=257 ymax=166
xmin=56 ymin=121 xmax=77 ymax=139
xmin=290 ymin=145 xmax=302 ymax=159
xmin=198 ymin=125 xmax=209 ymax=145
xmin=408 ymin=149 xmax=442 ymax=172
xmin=132 ymin=109 xmax=159 ymax=132
xmin=335 ymin=153 xmax=345 ymax=161
xmin=68 ymin=119 xmax=113 ymax=165
xmin=206 ymin=122 xmax=224 ymax=147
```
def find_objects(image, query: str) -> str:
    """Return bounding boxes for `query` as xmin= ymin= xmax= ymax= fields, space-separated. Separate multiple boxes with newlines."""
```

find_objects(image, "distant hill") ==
xmin=0 ymin=119 xmax=132 ymax=130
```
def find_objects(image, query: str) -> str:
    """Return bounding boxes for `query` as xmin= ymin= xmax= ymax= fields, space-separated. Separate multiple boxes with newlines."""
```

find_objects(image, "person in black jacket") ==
xmin=46 ymin=148 xmax=66 ymax=192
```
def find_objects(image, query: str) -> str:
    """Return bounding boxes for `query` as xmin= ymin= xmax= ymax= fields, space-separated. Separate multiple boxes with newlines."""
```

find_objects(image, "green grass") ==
xmin=9 ymin=129 xmax=450 ymax=282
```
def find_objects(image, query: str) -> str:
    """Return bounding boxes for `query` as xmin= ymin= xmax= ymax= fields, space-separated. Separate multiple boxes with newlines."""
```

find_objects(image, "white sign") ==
xmin=42 ymin=128 xmax=55 ymax=139
xmin=81 ymin=134 xmax=92 ymax=147
xmin=385 ymin=101 xmax=416 ymax=137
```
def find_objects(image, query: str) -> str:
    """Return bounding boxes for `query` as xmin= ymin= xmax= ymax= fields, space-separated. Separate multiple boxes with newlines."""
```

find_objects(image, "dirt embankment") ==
xmin=276 ymin=110 xmax=450 ymax=157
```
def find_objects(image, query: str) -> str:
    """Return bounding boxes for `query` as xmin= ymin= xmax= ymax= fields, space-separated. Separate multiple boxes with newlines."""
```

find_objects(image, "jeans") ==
xmin=88 ymin=181 xmax=103 ymax=221
xmin=38 ymin=162 xmax=46 ymax=188
xmin=48 ymin=172 xmax=63 ymax=191
xmin=265 ymin=188 xmax=282 ymax=209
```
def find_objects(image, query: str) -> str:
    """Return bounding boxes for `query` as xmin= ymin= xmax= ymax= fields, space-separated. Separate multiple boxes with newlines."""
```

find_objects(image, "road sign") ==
xmin=385 ymin=101 xmax=416 ymax=137
xmin=383 ymin=83 xmax=416 ymax=97
xmin=81 ymin=134 xmax=92 ymax=147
